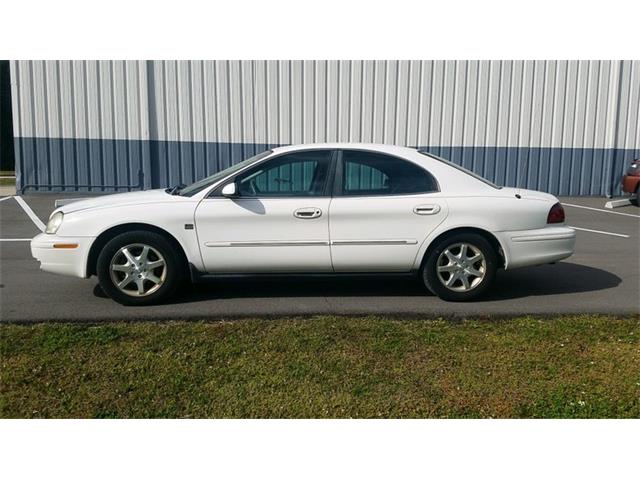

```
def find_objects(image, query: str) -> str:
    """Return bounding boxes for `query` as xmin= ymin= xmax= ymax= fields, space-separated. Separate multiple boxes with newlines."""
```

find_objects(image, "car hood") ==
xmin=57 ymin=189 xmax=176 ymax=214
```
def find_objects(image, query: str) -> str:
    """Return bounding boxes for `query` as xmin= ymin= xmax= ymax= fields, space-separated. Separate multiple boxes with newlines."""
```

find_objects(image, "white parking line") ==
xmin=0 ymin=238 xmax=32 ymax=242
xmin=13 ymin=196 xmax=45 ymax=232
xmin=562 ymin=202 xmax=640 ymax=218
xmin=569 ymin=226 xmax=630 ymax=238
xmin=0 ymin=196 xmax=14 ymax=203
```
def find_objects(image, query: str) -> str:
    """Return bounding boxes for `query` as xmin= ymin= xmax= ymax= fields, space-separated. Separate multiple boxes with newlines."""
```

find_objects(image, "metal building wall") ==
xmin=10 ymin=60 xmax=640 ymax=195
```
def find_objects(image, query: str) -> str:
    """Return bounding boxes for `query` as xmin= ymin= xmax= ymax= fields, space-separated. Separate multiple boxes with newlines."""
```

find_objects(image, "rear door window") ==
xmin=340 ymin=150 xmax=438 ymax=196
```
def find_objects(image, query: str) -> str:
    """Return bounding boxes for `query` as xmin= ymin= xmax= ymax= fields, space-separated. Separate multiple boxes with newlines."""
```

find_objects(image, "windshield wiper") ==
xmin=165 ymin=184 xmax=186 ymax=195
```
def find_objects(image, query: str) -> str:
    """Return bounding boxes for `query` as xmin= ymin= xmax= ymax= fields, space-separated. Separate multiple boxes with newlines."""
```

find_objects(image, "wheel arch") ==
xmin=86 ymin=223 xmax=189 ymax=277
xmin=417 ymin=226 xmax=506 ymax=270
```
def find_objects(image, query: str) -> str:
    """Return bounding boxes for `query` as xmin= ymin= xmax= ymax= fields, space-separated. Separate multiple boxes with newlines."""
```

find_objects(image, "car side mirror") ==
xmin=221 ymin=182 xmax=238 ymax=197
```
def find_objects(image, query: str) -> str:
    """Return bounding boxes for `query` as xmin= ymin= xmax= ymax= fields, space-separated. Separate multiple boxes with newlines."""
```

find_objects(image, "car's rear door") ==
xmin=329 ymin=149 xmax=446 ymax=272
xmin=194 ymin=149 xmax=336 ymax=273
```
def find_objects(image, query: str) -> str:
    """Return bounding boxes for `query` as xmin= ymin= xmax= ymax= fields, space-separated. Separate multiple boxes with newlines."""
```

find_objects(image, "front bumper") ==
xmin=30 ymin=233 xmax=94 ymax=278
xmin=494 ymin=226 xmax=576 ymax=270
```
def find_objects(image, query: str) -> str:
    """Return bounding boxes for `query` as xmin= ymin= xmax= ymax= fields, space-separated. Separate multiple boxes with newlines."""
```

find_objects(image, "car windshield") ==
xmin=418 ymin=150 xmax=502 ymax=189
xmin=178 ymin=150 xmax=273 ymax=196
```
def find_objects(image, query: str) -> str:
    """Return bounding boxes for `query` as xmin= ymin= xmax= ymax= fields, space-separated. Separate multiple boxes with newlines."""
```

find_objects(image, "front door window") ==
xmin=237 ymin=150 xmax=332 ymax=197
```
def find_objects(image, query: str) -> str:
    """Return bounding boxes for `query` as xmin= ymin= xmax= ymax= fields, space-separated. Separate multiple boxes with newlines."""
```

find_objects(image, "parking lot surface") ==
xmin=1 ymin=193 xmax=638 ymax=322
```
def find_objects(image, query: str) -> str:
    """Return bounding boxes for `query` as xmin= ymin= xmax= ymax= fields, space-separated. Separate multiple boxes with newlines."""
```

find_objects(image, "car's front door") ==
xmin=329 ymin=149 xmax=447 ymax=272
xmin=195 ymin=149 xmax=335 ymax=273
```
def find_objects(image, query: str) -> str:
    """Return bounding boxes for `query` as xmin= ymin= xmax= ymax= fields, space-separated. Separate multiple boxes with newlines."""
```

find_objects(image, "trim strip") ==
xmin=331 ymin=239 xmax=418 ymax=246
xmin=511 ymin=233 xmax=576 ymax=242
xmin=205 ymin=239 xmax=419 ymax=247
xmin=205 ymin=240 xmax=330 ymax=247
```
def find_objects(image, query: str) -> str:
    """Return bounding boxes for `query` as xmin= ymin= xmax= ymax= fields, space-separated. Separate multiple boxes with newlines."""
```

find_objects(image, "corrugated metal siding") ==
xmin=10 ymin=60 xmax=640 ymax=195
xmin=11 ymin=60 xmax=152 ymax=191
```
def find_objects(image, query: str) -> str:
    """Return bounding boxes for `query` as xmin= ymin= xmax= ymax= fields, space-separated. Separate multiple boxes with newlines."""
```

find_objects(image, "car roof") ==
xmin=271 ymin=143 xmax=420 ymax=157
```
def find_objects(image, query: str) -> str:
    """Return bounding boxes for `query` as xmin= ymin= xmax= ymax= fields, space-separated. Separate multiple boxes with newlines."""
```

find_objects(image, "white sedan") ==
xmin=31 ymin=143 xmax=576 ymax=305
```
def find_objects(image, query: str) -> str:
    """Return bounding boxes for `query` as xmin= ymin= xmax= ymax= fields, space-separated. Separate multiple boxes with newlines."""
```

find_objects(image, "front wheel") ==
xmin=97 ymin=230 xmax=184 ymax=306
xmin=421 ymin=233 xmax=498 ymax=302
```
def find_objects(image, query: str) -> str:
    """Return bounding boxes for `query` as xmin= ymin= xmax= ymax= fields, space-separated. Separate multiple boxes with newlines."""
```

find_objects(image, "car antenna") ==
xmin=515 ymin=149 xmax=528 ymax=199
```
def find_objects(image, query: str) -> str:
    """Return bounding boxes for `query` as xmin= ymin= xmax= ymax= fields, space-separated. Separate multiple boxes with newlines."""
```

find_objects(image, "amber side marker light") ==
xmin=53 ymin=243 xmax=78 ymax=249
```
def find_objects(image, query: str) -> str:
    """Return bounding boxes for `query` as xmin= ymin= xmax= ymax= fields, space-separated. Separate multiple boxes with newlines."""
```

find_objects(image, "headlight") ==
xmin=45 ymin=212 xmax=64 ymax=234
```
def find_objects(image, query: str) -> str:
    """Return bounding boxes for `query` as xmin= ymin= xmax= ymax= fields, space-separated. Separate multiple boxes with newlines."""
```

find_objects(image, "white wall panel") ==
xmin=11 ymin=60 xmax=639 ymax=150
xmin=9 ymin=60 xmax=640 ymax=196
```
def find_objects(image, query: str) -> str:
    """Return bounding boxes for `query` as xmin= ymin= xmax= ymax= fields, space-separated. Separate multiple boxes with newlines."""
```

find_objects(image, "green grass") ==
xmin=1 ymin=315 xmax=638 ymax=418
xmin=0 ymin=171 xmax=15 ymax=186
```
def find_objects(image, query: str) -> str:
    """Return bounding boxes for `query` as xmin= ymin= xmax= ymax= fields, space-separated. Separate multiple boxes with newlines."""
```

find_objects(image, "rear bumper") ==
xmin=621 ymin=174 xmax=640 ymax=194
xmin=30 ymin=233 xmax=94 ymax=278
xmin=495 ymin=226 xmax=576 ymax=270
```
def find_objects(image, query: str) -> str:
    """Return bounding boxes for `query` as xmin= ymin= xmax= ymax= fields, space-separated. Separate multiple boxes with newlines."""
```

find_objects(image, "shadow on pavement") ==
xmin=95 ymin=262 xmax=621 ymax=306
xmin=483 ymin=262 xmax=622 ymax=301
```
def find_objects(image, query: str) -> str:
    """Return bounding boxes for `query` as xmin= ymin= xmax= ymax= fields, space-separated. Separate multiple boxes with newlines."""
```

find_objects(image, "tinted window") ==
xmin=341 ymin=150 xmax=437 ymax=195
xmin=418 ymin=150 xmax=501 ymax=189
xmin=236 ymin=150 xmax=332 ymax=197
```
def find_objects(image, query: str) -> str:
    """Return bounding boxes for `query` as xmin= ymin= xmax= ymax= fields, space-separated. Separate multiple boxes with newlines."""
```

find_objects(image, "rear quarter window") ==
xmin=418 ymin=150 xmax=501 ymax=189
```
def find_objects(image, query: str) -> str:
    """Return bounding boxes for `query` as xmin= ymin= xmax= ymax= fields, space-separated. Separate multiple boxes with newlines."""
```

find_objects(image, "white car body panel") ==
xmin=30 ymin=143 xmax=576 ymax=283
xmin=494 ymin=226 xmax=576 ymax=269
xmin=195 ymin=197 xmax=332 ymax=272
xmin=329 ymin=194 xmax=448 ymax=272
xmin=36 ymin=190 xmax=206 ymax=273
xmin=30 ymin=235 xmax=94 ymax=278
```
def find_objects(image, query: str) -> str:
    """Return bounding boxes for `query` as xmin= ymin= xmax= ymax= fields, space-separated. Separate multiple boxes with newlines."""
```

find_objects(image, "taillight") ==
xmin=547 ymin=202 xmax=565 ymax=224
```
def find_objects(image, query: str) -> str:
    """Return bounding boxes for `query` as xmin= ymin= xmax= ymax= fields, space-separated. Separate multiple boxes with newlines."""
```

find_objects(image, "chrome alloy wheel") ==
xmin=436 ymin=242 xmax=486 ymax=292
xmin=109 ymin=243 xmax=167 ymax=297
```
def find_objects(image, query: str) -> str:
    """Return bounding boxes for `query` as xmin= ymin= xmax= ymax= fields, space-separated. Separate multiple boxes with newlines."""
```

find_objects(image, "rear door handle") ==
xmin=294 ymin=207 xmax=322 ymax=219
xmin=413 ymin=204 xmax=441 ymax=215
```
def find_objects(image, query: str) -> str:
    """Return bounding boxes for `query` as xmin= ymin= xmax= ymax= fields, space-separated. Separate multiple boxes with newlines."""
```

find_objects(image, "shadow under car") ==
xmin=93 ymin=262 xmax=622 ymax=305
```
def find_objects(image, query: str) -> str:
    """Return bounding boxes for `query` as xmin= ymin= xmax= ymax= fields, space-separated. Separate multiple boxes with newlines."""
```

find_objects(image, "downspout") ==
xmin=605 ymin=60 xmax=625 ymax=198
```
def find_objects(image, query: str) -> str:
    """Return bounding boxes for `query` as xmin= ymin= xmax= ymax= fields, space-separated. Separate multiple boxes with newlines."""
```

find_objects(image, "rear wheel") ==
xmin=97 ymin=230 xmax=184 ymax=306
xmin=421 ymin=232 xmax=497 ymax=301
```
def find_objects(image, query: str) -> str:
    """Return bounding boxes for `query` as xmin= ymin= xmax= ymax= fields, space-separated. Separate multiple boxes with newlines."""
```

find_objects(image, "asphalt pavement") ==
xmin=1 ymin=193 xmax=638 ymax=322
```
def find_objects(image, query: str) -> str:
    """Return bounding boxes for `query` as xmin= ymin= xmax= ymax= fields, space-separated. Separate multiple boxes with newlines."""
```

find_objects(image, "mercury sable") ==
xmin=31 ymin=144 xmax=576 ymax=305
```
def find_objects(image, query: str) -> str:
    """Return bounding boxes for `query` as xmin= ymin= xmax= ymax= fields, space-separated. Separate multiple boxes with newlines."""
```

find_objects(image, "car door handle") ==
xmin=294 ymin=207 xmax=322 ymax=219
xmin=413 ymin=204 xmax=441 ymax=215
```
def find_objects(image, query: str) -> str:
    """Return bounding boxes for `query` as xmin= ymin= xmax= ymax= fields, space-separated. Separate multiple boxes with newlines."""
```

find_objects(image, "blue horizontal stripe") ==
xmin=14 ymin=137 xmax=640 ymax=196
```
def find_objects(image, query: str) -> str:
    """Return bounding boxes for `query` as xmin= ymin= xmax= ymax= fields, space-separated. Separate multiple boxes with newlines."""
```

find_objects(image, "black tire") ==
xmin=421 ymin=232 xmax=498 ymax=302
xmin=96 ymin=230 xmax=185 ymax=306
xmin=632 ymin=186 xmax=639 ymax=207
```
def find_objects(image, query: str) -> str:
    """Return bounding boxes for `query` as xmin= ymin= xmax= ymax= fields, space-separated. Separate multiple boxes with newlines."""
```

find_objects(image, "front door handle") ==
xmin=294 ymin=207 xmax=322 ymax=219
xmin=413 ymin=204 xmax=441 ymax=215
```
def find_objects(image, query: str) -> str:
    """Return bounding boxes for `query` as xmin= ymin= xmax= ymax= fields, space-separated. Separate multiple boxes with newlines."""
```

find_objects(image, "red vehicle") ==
xmin=622 ymin=159 xmax=640 ymax=205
